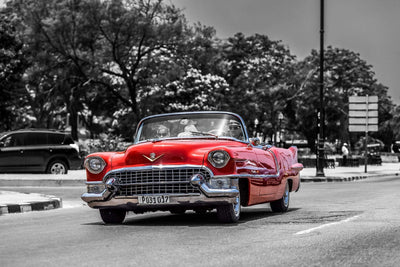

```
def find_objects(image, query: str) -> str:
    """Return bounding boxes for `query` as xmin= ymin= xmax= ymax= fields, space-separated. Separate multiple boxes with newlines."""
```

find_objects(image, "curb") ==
xmin=0 ymin=194 xmax=62 ymax=215
xmin=0 ymin=179 xmax=85 ymax=187
xmin=301 ymin=176 xmax=367 ymax=183
xmin=301 ymin=172 xmax=399 ymax=183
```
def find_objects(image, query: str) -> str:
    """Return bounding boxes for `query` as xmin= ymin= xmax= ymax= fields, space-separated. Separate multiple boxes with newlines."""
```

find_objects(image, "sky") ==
xmin=170 ymin=0 xmax=400 ymax=105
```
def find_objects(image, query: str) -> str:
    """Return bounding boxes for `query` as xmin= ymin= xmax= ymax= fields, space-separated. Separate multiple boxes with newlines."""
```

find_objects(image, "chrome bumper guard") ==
xmin=81 ymin=174 xmax=239 ymax=207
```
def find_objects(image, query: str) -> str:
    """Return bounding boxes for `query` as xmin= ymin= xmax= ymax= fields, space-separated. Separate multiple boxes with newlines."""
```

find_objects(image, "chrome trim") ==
xmin=81 ymin=165 xmax=242 ymax=203
xmin=102 ymin=164 xmax=214 ymax=182
xmin=85 ymin=181 xmax=104 ymax=185
xmin=214 ymin=173 xmax=281 ymax=179
xmin=134 ymin=111 xmax=250 ymax=144
xmin=84 ymin=156 xmax=106 ymax=174
xmin=81 ymin=190 xmax=111 ymax=202
xmin=85 ymin=194 xmax=236 ymax=208
xmin=207 ymin=150 xmax=230 ymax=168
xmin=190 ymin=174 xmax=239 ymax=197
xmin=270 ymin=150 xmax=281 ymax=175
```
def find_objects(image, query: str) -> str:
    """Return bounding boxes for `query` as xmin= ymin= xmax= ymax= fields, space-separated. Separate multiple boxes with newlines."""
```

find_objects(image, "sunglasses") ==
xmin=229 ymin=125 xmax=241 ymax=130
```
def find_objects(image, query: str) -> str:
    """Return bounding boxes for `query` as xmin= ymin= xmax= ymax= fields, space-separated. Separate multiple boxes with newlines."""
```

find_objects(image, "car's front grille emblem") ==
xmin=142 ymin=152 xmax=164 ymax=162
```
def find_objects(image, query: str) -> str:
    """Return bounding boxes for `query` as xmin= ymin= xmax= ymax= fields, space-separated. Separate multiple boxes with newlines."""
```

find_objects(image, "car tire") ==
xmin=100 ymin=209 xmax=126 ymax=224
xmin=47 ymin=160 xmax=68 ymax=174
xmin=169 ymin=208 xmax=186 ymax=214
xmin=270 ymin=181 xmax=290 ymax=212
xmin=217 ymin=194 xmax=240 ymax=223
xmin=194 ymin=208 xmax=209 ymax=214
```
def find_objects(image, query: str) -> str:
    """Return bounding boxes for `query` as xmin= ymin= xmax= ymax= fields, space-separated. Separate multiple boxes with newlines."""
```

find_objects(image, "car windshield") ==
xmin=135 ymin=113 xmax=246 ymax=143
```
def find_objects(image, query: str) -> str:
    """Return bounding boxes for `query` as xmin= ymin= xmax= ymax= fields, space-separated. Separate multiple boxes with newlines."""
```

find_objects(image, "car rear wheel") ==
xmin=47 ymin=160 xmax=68 ymax=174
xmin=270 ymin=181 xmax=290 ymax=212
xmin=100 ymin=209 xmax=126 ymax=224
xmin=216 ymin=194 xmax=240 ymax=223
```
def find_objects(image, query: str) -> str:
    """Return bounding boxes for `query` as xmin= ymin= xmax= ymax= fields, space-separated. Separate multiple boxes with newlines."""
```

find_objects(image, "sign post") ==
xmin=348 ymin=95 xmax=378 ymax=173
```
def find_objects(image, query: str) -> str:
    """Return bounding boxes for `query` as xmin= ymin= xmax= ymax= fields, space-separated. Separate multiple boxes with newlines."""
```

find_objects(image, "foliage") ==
xmin=0 ymin=11 xmax=28 ymax=131
xmin=218 ymin=33 xmax=296 ymax=139
xmin=288 ymin=46 xmax=395 ymax=151
xmin=0 ymin=1 xmax=398 ymax=150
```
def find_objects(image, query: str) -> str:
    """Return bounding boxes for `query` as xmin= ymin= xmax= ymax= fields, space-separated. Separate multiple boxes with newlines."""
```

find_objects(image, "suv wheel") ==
xmin=47 ymin=160 xmax=68 ymax=174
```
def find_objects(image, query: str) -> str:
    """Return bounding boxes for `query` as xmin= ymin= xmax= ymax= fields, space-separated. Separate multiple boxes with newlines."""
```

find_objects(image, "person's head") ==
xmin=343 ymin=143 xmax=348 ymax=147
xmin=228 ymin=120 xmax=243 ymax=139
xmin=155 ymin=125 xmax=170 ymax=138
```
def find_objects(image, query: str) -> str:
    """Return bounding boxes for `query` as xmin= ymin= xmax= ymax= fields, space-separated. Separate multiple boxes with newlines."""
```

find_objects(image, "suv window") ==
xmin=48 ymin=133 xmax=65 ymax=145
xmin=63 ymin=135 xmax=74 ymax=145
xmin=3 ymin=133 xmax=26 ymax=147
xmin=24 ymin=132 xmax=48 ymax=146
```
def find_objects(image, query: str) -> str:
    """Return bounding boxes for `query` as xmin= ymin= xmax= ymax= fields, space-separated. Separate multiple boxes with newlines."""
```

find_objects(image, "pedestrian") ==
xmin=341 ymin=143 xmax=349 ymax=166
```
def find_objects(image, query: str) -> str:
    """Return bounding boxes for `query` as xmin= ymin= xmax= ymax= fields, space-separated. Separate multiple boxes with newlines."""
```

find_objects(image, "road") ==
xmin=1 ymin=175 xmax=400 ymax=266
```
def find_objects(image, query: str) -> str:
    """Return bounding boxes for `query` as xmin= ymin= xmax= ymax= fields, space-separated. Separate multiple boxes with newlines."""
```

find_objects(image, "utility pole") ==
xmin=316 ymin=0 xmax=325 ymax=177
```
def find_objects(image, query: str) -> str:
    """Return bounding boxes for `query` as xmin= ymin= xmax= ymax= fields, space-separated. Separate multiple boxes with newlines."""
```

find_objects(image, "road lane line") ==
xmin=294 ymin=215 xmax=360 ymax=235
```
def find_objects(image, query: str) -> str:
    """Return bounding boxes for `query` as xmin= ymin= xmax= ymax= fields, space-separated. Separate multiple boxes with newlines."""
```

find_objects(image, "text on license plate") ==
xmin=138 ymin=195 xmax=170 ymax=204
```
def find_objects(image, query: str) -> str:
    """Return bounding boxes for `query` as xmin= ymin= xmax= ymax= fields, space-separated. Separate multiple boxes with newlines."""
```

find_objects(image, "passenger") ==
xmin=178 ymin=119 xmax=198 ymax=137
xmin=155 ymin=125 xmax=170 ymax=138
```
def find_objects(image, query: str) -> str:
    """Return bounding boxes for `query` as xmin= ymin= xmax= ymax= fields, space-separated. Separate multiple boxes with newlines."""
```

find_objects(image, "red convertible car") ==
xmin=82 ymin=111 xmax=303 ymax=223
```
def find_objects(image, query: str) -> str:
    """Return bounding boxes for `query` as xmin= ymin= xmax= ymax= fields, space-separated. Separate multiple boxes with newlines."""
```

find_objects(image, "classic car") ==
xmin=81 ymin=111 xmax=303 ymax=223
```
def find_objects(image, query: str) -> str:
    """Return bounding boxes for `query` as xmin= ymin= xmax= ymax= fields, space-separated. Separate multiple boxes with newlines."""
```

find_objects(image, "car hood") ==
xmin=110 ymin=139 xmax=244 ymax=168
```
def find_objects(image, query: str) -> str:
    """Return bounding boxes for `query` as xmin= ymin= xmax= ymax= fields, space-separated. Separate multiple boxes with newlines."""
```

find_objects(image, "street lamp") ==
xmin=278 ymin=112 xmax=284 ymax=147
xmin=316 ymin=0 xmax=325 ymax=177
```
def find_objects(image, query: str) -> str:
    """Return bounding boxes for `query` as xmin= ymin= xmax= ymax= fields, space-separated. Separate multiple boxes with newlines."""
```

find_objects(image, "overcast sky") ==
xmin=171 ymin=0 xmax=400 ymax=105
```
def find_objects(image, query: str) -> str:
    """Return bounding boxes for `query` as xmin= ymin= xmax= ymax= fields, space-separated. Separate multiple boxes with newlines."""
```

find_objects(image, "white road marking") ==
xmin=294 ymin=215 xmax=360 ymax=235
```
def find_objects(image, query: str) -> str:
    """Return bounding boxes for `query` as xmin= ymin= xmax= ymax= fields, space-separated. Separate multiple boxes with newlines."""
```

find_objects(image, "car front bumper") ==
xmin=81 ymin=174 xmax=239 ymax=209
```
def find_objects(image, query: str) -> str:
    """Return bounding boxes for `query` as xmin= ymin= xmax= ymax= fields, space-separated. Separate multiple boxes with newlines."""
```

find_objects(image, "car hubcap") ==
xmin=51 ymin=163 xmax=65 ymax=174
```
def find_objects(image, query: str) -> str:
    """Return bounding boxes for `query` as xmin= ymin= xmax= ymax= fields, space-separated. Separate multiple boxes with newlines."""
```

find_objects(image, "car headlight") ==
xmin=84 ymin=156 xmax=106 ymax=174
xmin=208 ymin=150 xmax=230 ymax=168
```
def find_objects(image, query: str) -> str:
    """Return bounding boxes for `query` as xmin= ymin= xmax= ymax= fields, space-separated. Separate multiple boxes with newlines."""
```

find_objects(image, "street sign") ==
xmin=348 ymin=95 xmax=378 ymax=174
xmin=348 ymin=95 xmax=378 ymax=133
xmin=349 ymin=124 xmax=378 ymax=132
xmin=349 ymin=117 xmax=378 ymax=124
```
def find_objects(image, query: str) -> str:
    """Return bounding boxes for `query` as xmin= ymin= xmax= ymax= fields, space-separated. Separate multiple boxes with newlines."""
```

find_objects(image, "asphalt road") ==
xmin=1 ymin=175 xmax=400 ymax=266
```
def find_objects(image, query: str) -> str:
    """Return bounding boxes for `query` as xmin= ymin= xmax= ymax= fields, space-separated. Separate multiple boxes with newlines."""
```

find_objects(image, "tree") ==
xmin=0 ymin=11 xmax=28 ymax=131
xmin=163 ymin=68 xmax=229 ymax=112
xmin=6 ymin=0 xmax=192 ymax=139
xmin=218 ymin=33 xmax=296 ymax=140
xmin=288 ymin=46 xmax=395 ymax=151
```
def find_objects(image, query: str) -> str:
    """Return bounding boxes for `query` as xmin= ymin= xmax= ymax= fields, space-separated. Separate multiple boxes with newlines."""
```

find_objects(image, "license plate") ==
xmin=138 ymin=195 xmax=170 ymax=204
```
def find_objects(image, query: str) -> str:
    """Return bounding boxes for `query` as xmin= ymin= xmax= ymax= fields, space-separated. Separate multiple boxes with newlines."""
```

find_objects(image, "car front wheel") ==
xmin=270 ymin=181 xmax=290 ymax=212
xmin=100 ymin=209 xmax=126 ymax=224
xmin=217 ymin=194 xmax=241 ymax=223
xmin=47 ymin=160 xmax=68 ymax=174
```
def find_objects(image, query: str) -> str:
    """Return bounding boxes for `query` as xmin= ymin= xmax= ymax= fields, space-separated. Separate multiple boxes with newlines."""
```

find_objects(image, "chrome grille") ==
xmin=105 ymin=167 xmax=212 ymax=196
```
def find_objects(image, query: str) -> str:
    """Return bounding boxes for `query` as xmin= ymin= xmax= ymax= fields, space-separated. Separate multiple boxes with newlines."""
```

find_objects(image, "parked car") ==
xmin=81 ymin=111 xmax=303 ymax=223
xmin=0 ymin=129 xmax=82 ymax=174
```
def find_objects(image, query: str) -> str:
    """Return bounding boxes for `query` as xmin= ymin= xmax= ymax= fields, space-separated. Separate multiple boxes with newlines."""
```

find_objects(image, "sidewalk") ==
xmin=0 ymin=164 xmax=399 ymax=215
xmin=0 ymin=170 xmax=85 ymax=215
xmin=301 ymin=162 xmax=400 ymax=182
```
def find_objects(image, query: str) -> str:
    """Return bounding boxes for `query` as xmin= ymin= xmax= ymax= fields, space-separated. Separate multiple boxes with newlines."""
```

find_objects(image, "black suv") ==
xmin=0 ymin=129 xmax=82 ymax=174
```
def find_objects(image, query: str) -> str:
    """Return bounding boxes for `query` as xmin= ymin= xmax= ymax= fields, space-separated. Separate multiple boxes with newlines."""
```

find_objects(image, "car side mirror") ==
xmin=249 ymin=138 xmax=261 ymax=146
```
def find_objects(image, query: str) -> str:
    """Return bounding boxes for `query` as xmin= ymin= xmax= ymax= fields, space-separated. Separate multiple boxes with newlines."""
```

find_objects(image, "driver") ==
xmin=227 ymin=120 xmax=243 ymax=139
